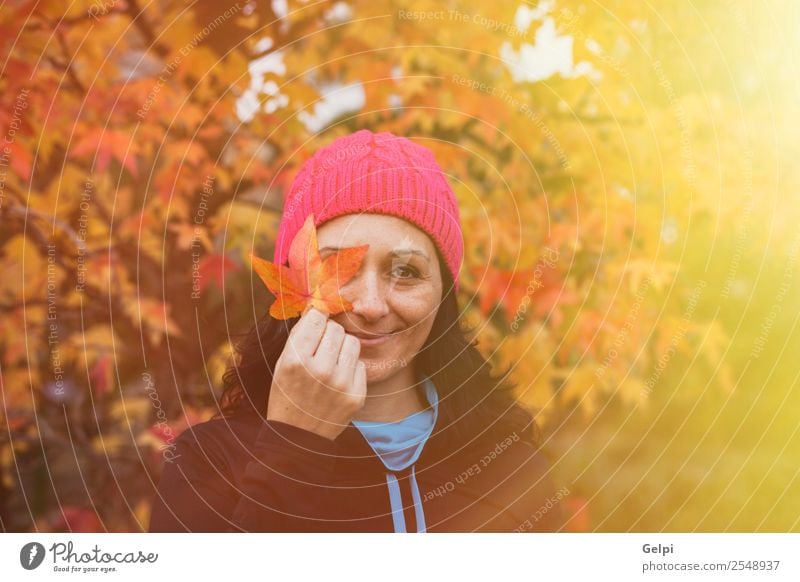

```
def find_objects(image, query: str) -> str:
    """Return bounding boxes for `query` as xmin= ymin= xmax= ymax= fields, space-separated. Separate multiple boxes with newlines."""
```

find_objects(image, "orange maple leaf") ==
xmin=250 ymin=214 xmax=369 ymax=320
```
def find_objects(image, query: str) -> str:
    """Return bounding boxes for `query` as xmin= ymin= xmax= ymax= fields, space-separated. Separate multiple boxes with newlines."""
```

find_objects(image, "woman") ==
xmin=148 ymin=129 xmax=566 ymax=532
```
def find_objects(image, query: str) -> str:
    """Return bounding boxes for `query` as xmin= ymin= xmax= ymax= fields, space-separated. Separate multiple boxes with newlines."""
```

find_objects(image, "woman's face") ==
xmin=316 ymin=213 xmax=443 ymax=384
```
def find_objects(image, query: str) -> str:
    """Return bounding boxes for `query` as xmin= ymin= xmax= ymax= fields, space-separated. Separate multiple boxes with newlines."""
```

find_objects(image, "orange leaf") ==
xmin=564 ymin=496 xmax=591 ymax=532
xmin=7 ymin=140 xmax=32 ymax=181
xmin=249 ymin=214 xmax=368 ymax=320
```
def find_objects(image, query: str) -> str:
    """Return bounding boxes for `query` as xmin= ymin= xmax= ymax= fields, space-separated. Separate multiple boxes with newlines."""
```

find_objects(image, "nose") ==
xmin=343 ymin=268 xmax=390 ymax=322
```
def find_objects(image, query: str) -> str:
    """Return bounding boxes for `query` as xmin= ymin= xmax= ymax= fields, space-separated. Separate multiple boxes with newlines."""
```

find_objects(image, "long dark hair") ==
xmin=215 ymin=250 xmax=542 ymax=449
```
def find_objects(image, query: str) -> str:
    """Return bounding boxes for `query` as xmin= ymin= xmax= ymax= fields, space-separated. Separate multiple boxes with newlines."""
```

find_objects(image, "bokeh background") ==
xmin=1 ymin=0 xmax=798 ymax=532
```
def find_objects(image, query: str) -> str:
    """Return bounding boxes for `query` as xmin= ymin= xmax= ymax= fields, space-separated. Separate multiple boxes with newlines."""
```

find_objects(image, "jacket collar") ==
xmin=333 ymin=375 xmax=455 ymax=476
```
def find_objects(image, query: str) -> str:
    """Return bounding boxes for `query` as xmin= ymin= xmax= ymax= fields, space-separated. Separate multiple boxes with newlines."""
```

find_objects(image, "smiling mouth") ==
xmin=349 ymin=330 xmax=399 ymax=339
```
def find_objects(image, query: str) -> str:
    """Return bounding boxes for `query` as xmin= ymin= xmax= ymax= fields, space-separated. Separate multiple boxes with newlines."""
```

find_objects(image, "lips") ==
xmin=351 ymin=332 xmax=393 ymax=348
xmin=348 ymin=330 xmax=397 ymax=339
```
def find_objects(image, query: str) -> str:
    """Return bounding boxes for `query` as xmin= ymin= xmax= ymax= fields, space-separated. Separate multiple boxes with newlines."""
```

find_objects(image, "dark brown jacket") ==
xmin=148 ymin=401 xmax=566 ymax=532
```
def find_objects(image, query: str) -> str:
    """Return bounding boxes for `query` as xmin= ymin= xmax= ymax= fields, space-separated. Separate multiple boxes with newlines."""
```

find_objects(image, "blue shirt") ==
xmin=352 ymin=377 xmax=439 ymax=532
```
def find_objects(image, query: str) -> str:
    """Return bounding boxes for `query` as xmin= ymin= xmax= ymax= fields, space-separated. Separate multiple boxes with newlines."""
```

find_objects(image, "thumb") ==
xmin=303 ymin=304 xmax=329 ymax=320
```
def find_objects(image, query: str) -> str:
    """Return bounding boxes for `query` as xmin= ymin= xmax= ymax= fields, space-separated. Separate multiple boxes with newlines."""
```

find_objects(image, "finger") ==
xmin=312 ymin=320 xmax=346 ymax=371
xmin=286 ymin=306 xmax=329 ymax=359
xmin=352 ymin=360 xmax=367 ymax=400
xmin=334 ymin=345 xmax=366 ymax=403
xmin=332 ymin=334 xmax=361 ymax=385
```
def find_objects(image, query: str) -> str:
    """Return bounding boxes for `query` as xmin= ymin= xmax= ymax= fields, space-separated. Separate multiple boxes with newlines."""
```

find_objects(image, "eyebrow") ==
xmin=319 ymin=246 xmax=430 ymax=263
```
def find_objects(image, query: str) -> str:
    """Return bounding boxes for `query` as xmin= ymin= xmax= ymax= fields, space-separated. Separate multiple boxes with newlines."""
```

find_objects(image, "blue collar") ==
xmin=351 ymin=376 xmax=439 ymax=472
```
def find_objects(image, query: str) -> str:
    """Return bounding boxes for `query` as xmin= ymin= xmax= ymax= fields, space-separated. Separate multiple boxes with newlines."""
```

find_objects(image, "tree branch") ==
xmin=125 ymin=0 xmax=170 ymax=58
xmin=4 ymin=203 xmax=83 ymax=250
xmin=24 ymin=8 xmax=129 ymax=31
xmin=54 ymin=29 xmax=87 ymax=94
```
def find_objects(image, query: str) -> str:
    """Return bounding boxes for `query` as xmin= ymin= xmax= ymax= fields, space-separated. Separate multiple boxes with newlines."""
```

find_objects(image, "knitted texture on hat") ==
xmin=274 ymin=129 xmax=463 ymax=292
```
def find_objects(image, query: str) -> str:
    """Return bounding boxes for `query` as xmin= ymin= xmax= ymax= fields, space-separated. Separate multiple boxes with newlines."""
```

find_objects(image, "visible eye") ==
xmin=393 ymin=265 xmax=420 ymax=279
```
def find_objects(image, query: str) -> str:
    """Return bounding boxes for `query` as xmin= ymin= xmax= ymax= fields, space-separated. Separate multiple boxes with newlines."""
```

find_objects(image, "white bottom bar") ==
xmin=2 ymin=533 xmax=797 ymax=581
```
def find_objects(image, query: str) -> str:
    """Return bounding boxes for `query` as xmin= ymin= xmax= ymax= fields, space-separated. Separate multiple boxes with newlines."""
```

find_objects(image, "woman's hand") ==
xmin=266 ymin=306 xmax=367 ymax=440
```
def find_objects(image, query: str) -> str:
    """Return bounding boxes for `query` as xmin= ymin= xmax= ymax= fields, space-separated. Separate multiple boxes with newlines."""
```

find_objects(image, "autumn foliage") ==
xmin=2 ymin=0 xmax=798 ymax=532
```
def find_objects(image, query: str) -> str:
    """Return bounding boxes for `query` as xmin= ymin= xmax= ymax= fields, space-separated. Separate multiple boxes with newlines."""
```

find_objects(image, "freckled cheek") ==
xmin=391 ymin=288 xmax=438 ymax=318
xmin=390 ymin=293 xmax=439 ymax=341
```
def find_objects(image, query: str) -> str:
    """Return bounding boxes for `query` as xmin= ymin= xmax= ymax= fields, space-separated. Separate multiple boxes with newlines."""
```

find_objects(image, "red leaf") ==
xmin=198 ymin=253 xmax=240 ymax=292
xmin=149 ymin=409 xmax=206 ymax=444
xmin=471 ymin=266 xmax=539 ymax=323
xmin=90 ymin=354 xmax=112 ymax=396
xmin=50 ymin=506 xmax=103 ymax=532
xmin=472 ymin=263 xmax=577 ymax=328
xmin=70 ymin=127 xmax=138 ymax=176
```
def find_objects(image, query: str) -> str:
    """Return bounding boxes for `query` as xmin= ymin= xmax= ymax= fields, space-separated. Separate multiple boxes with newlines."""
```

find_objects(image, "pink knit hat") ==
xmin=274 ymin=129 xmax=463 ymax=292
